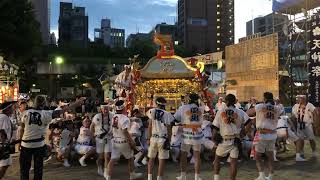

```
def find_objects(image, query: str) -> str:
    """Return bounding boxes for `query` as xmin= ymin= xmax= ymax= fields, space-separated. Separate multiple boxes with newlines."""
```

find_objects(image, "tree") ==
xmin=0 ymin=0 xmax=42 ymax=64
xmin=128 ymin=39 xmax=157 ymax=64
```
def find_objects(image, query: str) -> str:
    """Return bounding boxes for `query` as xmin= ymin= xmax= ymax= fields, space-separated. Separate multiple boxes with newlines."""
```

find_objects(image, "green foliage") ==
xmin=127 ymin=39 xmax=157 ymax=64
xmin=0 ymin=0 xmax=42 ymax=64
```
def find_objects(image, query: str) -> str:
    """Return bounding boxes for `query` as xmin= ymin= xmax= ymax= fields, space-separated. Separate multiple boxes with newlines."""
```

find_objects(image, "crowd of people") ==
xmin=0 ymin=91 xmax=318 ymax=180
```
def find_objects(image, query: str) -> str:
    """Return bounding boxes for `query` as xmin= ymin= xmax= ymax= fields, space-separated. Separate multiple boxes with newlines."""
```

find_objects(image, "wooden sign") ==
xmin=225 ymin=33 xmax=279 ymax=102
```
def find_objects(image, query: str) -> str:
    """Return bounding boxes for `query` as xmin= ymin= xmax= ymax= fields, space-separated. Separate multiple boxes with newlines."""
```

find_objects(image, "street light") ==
xmin=55 ymin=56 xmax=64 ymax=64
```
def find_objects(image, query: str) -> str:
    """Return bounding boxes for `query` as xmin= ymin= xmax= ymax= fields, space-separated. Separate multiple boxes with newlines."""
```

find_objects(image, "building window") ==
xmin=217 ymin=11 xmax=220 ymax=15
xmin=217 ymin=40 xmax=220 ymax=43
xmin=217 ymin=48 xmax=220 ymax=51
xmin=217 ymin=33 xmax=220 ymax=36
xmin=188 ymin=18 xmax=207 ymax=26
xmin=217 ymin=19 xmax=220 ymax=22
xmin=217 ymin=4 xmax=220 ymax=8
xmin=217 ymin=26 xmax=220 ymax=29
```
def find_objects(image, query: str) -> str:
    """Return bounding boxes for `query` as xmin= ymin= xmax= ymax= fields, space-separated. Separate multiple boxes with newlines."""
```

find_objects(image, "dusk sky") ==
xmin=50 ymin=0 xmax=273 ymax=43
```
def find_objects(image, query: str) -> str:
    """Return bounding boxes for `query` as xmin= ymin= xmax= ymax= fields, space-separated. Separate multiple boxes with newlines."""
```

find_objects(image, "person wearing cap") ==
xmin=212 ymin=94 xmax=250 ymax=180
xmin=292 ymin=95 xmax=317 ymax=159
xmin=106 ymin=100 xmax=142 ymax=180
xmin=90 ymin=103 xmax=114 ymax=177
xmin=215 ymin=97 xmax=227 ymax=112
xmin=174 ymin=93 xmax=205 ymax=180
xmin=0 ymin=101 xmax=15 ymax=179
xmin=247 ymin=92 xmax=281 ymax=180
xmin=146 ymin=97 xmax=174 ymax=180
xmin=18 ymin=95 xmax=85 ymax=180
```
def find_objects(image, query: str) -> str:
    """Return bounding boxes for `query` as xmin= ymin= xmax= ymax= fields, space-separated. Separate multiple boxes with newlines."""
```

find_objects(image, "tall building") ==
xmin=246 ymin=13 xmax=288 ymax=36
xmin=110 ymin=28 xmax=125 ymax=48
xmin=30 ymin=0 xmax=50 ymax=44
xmin=155 ymin=23 xmax=177 ymax=41
xmin=177 ymin=0 xmax=234 ymax=53
xmin=94 ymin=18 xmax=125 ymax=48
xmin=58 ymin=2 xmax=88 ymax=48
xmin=49 ymin=32 xmax=57 ymax=45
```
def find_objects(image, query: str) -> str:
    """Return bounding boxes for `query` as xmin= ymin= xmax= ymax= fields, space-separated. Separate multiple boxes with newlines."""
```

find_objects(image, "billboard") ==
xmin=225 ymin=34 xmax=279 ymax=102
xmin=309 ymin=13 xmax=320 ymax=107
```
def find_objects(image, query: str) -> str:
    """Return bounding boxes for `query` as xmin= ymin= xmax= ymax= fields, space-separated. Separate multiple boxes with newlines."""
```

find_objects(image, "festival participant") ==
xmin=245 ymin=98 xmax=252 ymax=111
xmin=90 ymin=104 xmax=113 ymax=177
xmin=76 ymin=116 xmax=96 ymax=166
xmin=292 ymin=95 xmax=318 ymax=159
xmin=275 ymin=114 xmax=305 ymax=161
xmin=212 ymin=94 xmax=250 ymax=180
xmin=18 ymin=95 xmax=84 ymax=180
xmin=115 ymin=65 xmax=132 ymax=98
xmin=146 ymin=97 xmax=174 ymax=180
xmin=0 ymin=101 xmax=15 ymax=179
xmin=129 ymin=109 xmax=145 ymax=167
xmin=11 ymin=93 xmax=30 ymax=141
xmin=174 ymin=93 xmax=204 ymax=180
xmin=247 ymin=92 xmax=281 ymax=180
xmin=275 ymin=98 xmax=284 ymax=115
xmin=201 ymin=112 xmax=215 ymax=161
xmin=215 ymin=97 xmax=226 ymax=112
xmin=170 ymin=125 xmax=182 ymax=162
xmin=13 ymin=94 xmax=29 ymax=140
xmin=106 ymin=100 xmax=142 ymax=180
xmin=235 ymin=99 xmax=242 ymax=110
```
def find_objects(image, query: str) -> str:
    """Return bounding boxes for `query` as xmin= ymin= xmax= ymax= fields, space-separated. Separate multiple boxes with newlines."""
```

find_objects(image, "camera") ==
xmin=0 ymin=142 xmax=15 ymax=160
xmin=98 ymin=132 xmax=108 ymax=139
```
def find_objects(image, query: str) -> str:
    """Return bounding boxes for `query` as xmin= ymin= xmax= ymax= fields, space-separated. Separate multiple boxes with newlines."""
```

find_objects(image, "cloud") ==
xmin=168 ymin=12 xmax=176 ymax=17
xmin=149 ymin=0 xmax=177 ymax=7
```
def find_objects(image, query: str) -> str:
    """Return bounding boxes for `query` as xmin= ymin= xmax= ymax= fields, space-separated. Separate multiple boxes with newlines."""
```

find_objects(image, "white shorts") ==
xmin=0 ymin=157 xmax=12 ymax=167
xmin=296 ymin=124 xmax=315 ymax=140
xmin=255 ymin=140 xmax=276 ymax=153
xmin=181 ymin=143 xmax=201 ymax=152
xmin=202 ymin=137 xmax=215 ymax=150
xmin=111 ymin=142 xmax=133 ymax=160
xmin=148 ymin=141 xmax=169 ymax=160
xmin=75 ymin=144 xmax=94 ymax=155
xmin=288 ymin=129 xmax=299 ymax=142
xmin=96 ymin=138 xmax=112 ymax=154
xmin=216 ymin=140 xmax=239 ymax=159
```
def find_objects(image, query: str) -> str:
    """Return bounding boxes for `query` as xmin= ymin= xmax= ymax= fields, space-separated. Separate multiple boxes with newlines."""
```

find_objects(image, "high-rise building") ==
xmin=58 ymin=2 xmax=88 ymax=48
xmin=155 ymin=23 xmax=177 ymax=41
xmin=49 ymin=32 xmax=57 ymax=45
xmin=94 ymin=18 xmax=125 ymax=48
xmin=110 ymin=28 xmax=125 ymax=48
xmin=246 ymin=13 xmax=288 ymax=36
xmin=177 ymin=0 xmax=234 ymax=53
xmin=30 ymin=0 xmax=50 ymax=44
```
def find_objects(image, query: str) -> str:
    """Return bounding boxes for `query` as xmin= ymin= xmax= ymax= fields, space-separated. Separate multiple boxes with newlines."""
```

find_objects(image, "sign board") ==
xmin=225 ymin=33 xmax=279 ymax=102
xmin=31 ymin=88 xmax=41 ymax=93
xmin=184 ymin=52 xmax=223 ymax=65
xmin=309 ymin=13 xmax=320 ymax=107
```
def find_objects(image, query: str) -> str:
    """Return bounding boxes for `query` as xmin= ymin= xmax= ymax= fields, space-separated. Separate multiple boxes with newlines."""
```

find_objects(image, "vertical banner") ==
xmin=309 ymin=13 xmax=320 ymax=107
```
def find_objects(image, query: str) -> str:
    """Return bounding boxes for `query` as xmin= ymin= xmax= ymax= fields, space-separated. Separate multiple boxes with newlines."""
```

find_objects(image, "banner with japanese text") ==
xmin=310 ymin=13 xmax=320 ymax=107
